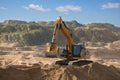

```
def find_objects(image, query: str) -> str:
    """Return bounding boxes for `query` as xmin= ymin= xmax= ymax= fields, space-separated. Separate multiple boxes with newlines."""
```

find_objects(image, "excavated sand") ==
xmin=0 ymin=62 xmax=120 ymax=80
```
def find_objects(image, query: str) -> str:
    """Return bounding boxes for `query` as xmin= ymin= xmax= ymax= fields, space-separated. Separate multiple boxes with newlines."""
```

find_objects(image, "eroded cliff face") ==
xmin=1 ymin=20 xmax=120 ymax=45
xmin=3 ymin=20 xmax=27 ymax=25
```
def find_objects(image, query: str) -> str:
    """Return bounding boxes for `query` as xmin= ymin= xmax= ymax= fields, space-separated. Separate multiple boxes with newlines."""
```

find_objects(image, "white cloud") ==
xmin=56 ymin=5 xmax=81 ymax=13
xmin=101 ymin=2 xmax=120 ymax=9
xmin=0 ymin=7 xmax=7 ymax=10
xmin=23 ymin=4 xmax=50 ymax=12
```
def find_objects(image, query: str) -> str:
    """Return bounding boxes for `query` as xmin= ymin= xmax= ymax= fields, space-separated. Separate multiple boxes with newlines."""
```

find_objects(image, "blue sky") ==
xmin=0 ymin=0 xmax=120 ymax=26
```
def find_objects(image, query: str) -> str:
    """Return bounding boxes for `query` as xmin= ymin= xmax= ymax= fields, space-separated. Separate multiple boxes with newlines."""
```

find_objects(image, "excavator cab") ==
xmin=61 ymin=44 xmax=88 ymax=58
xmin=72 ymin=45 xmax=83 ymax=57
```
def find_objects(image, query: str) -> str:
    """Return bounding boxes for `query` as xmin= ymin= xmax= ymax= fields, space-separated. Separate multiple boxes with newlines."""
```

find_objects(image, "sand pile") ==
xmin=110 ymin=40 xmax=120 ymax=49
xmin=0 ymin=62 xmax=120 ymax=80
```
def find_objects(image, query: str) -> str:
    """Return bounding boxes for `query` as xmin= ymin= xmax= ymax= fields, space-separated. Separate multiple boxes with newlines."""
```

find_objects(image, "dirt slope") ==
xmin=0 ymin=62 xmax=120 ymax=80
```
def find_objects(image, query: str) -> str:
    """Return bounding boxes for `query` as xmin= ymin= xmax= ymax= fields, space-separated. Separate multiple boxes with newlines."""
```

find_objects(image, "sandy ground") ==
xmin=0 ymin=42 xmax=120 ymax=80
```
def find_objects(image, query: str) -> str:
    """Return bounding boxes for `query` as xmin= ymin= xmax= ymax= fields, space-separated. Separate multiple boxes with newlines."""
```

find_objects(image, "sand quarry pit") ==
xmin=0 ymin=43 xmax=120 ymax=80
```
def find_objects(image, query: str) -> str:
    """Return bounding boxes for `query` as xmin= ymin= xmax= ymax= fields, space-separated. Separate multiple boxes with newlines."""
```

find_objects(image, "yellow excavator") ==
xmin=46 ymin=16 xmax=92 ymax=65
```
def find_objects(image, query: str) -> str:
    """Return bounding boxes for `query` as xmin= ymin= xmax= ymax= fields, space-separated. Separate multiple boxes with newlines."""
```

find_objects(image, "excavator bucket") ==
xmin=46 ymin=42 xmax=58 ymax=52
xmin=45 ymin=42 xmax=58 ymax=57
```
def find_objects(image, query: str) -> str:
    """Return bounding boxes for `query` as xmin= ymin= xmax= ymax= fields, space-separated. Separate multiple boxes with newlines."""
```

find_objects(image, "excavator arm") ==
xmin=47 ymin=16 xmax=73 ymax=55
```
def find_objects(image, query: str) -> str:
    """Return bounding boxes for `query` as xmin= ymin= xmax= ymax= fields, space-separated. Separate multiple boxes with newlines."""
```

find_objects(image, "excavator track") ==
xmin=55 ymin=59 xmax=93 ymax=66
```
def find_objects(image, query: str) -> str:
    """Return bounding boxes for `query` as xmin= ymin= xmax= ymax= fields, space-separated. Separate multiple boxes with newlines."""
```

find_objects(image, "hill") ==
xmin=74 ymin=23 xmax=120 ymax=42
xmin=0 ymin=20 xmax=120 ymax=46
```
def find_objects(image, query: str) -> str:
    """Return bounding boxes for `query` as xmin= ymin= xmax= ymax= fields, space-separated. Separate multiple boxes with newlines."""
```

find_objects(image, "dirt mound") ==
xmin=0 ymin=62 xmax=120 ymax=80
xmin=86 ymin=42 xmax=106 ymax=47
xmin=110 ymin=40 xmax=120 ymax=49
xmin=0 ymin=43 xmax=23 ymax=47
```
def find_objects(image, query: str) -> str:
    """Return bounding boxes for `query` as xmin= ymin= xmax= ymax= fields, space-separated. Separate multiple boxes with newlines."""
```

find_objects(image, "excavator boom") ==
xmin=47 ymin=16 xmax=73 ymax=54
